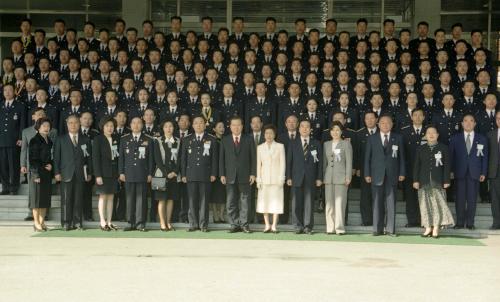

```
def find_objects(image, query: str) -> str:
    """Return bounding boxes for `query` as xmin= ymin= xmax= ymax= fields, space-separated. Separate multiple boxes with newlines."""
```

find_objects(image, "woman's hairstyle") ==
xmin=34 ymin=117 xmax=52 ymax=131
xmin=160 ymin=119 xmax=176 ymax=135
xmin=99 ymin=116 xmax=117 ymax=132
xmin=329 ymin=120 xmax=344 ymax=132
xmin=262 ymin=124 xmax=277 ymax=137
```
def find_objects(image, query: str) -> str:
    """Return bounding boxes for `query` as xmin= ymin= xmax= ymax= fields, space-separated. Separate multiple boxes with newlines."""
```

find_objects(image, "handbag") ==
xmin=151 ymin=139 xmax=167 ymax=191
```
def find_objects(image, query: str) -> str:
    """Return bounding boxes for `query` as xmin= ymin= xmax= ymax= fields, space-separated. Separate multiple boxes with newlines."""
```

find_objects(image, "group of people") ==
xmin=1 ymin=14 xmax=499 ymax=237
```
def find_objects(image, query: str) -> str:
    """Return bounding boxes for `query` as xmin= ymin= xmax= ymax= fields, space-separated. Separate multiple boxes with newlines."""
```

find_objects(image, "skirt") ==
xmin=210 ymin=179 xmax=226 ymax=204
xmin=256 ymin=184 xmax=284 ymax=214
xmin=95 ymin=177 xmax=119 ymax=195
xmin=29 ymin=172 xmax=52 ymax=209
xmin=154 ymin=178 xmax=179 ymax=201
xmin=418 ymin=185 xmax=455 ymax=228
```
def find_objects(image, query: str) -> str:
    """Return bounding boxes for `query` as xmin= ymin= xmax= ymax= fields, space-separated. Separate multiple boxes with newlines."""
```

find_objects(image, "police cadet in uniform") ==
xmin=400 ymin=108 xmax=426 ymax=227
xmin=118 ymin=117 xmax=154 ymax=232
xmin=0 ymin=84 xmax=27 ymax=195
xmin=180 ymin=115 xmax=218 ymax=232
xmin=354 ymin=111 xmax=378 ymax=226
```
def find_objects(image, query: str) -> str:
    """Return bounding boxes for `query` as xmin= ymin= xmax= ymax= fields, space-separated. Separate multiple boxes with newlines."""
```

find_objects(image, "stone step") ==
xmin=1 ymin=220 xmax=497 ymax=237
xmin=1 ymin=208 xmax=493 ymax=229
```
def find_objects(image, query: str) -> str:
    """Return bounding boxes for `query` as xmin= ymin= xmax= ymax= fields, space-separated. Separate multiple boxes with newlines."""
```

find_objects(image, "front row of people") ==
xmin=29 ymin=111 xmax=494 ymax=238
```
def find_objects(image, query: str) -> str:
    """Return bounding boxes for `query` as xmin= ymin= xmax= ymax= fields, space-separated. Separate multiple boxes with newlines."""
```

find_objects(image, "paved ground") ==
xmin=1 ymin=227 xmax=499 ymax=302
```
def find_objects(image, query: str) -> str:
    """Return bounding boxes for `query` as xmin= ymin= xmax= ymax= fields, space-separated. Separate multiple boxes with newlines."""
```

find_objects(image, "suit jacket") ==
xmin=28 ymin=133 xmax=53 ymax=179
xmin=364 ymin=132 xmax=406 ymax=186
xmin=219 ymin=134 xmax=256 ymax=184
xmin=54 ymin=133 xmax=92 ymax=182
xmin=488 ymin=129 xmax=500 ymax=178
xmin=322 ymin=140 xmax=353 ymax=185
xmin=21 ymin=126 xmax=57 ymax=169
xmin=413 ymin=142 xmax=450 ymax=186
xmin=449 ymin=132 xmax=488 ymax=180
xmin=256 ymin=141 xmax=286 ymax=185
xmin=92 ymin=134 xmax=119 ymax=179
xmin=286 ymin=137 xmax=323 ymax=187
xmin=153 ymin=137 xmax=180 ymax=177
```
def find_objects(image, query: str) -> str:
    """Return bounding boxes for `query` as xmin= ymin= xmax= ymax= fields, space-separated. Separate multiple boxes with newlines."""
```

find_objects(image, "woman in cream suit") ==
xmin=256 ymin=124 xmax=286 ymax=233
xmin=323 ymin=121 xmax=353 ymax=235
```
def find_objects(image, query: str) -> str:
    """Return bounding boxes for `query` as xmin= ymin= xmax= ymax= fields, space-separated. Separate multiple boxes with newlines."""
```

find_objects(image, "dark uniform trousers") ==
xmin=125 ymin=182 xmax=148 ymax=227
xmin=60 ymin=174 xmax=84 ymax=227
xmin=360 ymin=176 xmax=373 ymax=225
xmin=226 ymin=179 xmax=251 ymax=228
xmin=455 ymin=172 xmax=479 ymax=227
xmin=187 ymin=181 xmax=210 ymax=229
xmin=82 ymin=179 xmax=94 ymax=220
xmin=0 ymin=146 xmax=21 ymax=192
xmin=280 ymin=186 xmax=291 ymax=224
xmin=403 ymin=178 xmax=420 ymax=225
xmin=112 ymin=182 xmax=127 ymax=221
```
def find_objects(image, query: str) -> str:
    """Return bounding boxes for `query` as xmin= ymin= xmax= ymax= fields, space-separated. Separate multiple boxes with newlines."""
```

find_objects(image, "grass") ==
xmin=32 ymin=229 xmax=485 ymax=246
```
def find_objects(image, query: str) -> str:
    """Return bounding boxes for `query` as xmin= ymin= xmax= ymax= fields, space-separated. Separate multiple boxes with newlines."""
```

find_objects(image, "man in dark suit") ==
xmin=487 ymin=111 xmax=500 ymax=230
xmin=400 ymin=109 xmax=426 ymax=227
xmin=286 ymin=119 xmax=323 ymax=234
xmin=180 ymin=116 xmax=218 ymax=232
xmin=219 ymin=116 xmax=256 ymax=233
xmin=364 ymin=114 xmax=406 ymax=236
xmin=0 ymin=84 xmax=27 ymax=195
xmin=54 ymin=115 xmax=92 ymax=231
xmin=277 ymin=115 xmax=299 ymax=224
xmin=449 ymin=114 xmax=488 ymax=230
xmin=118 ymin=117 xmax=154 ymax=232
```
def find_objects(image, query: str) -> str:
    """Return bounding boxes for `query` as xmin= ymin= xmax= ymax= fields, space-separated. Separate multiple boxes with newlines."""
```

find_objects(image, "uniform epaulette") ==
xmin=322 ymin=128 xmax=329 ymax=132
xmin=207 ymin=133 xmax=216 ymax=138
xmin=91 ymin=128 xmax=100 ymax=134
xmin=184 ymin=133 xmax=193 ymax=137
xmin=346 ymin=127 xmax=354 ymax=131
xmin=356 ymin=127 xmax=366 ymax=132
xmin=401 ymin=125 xmax=410 ymax=129
xmin=145 ymin=134 xmax=154 ymax=139
xmin=122 ymin=133 xmax=131 ymax=137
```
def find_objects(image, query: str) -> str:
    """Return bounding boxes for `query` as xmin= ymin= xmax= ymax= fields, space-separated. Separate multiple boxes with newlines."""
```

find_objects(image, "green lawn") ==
xmin=32 ymin=229 xmax=485 ymax=246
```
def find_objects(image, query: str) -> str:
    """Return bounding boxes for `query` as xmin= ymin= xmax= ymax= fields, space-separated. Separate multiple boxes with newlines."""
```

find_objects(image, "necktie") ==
xmin=447 ymin=111 xmax=451 ymax=118
xmin=72 ymin=135 xmax=77 ymax=146
xmin=118 ymin=129 xmax=122 ymax=135
xmin=134 ymin=136 xmax=139 ymax=143
xmin=416 ymin=129 xmax=420 ymax=136
xmin=254 ymin=134 xmax=259 ymax=145
xmin=303 ymin=140 xmax=308 ymax=157
xmin=466 ymin=134 xmax=472 ymax=154
xmin=234 ymin=136 xmax=240 ymax=147
xmin=383 ymin=134 xmax=389 ymax=148
xmin=291 ymin=133 xmax=295 ymax=140
xmin=370 ymin=130 xmax=374 ymax=135
xmin=180 ymin=132 xmax=185 ymax=139
xmin=197 ymin=135 xmax=201 ymax=142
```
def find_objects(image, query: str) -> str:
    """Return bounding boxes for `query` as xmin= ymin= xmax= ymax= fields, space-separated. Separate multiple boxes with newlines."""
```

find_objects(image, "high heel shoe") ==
xmin=167 ymin=225 xmax=176 ymax=231
xmin=421 ymin=232 xmax=432 ymax=237
xmin=160 ymin=227 xmax=169 ymax=232
xmin=108 ymin=224 xmax=118 ymax=231
xmin=41 ymin=224 xmax=48 ymax=231
xmin=263 ymin=228 xmax=271 ymax=233
xmin=271 ymin=228 xmax=279 ymax=234
xmin=432 ymin=234 xmax=440 ymax=239
xmin=100 ymin=225 xmax=110 ymax=231
xmin=33 ymin=225 xmax=43 ymax=232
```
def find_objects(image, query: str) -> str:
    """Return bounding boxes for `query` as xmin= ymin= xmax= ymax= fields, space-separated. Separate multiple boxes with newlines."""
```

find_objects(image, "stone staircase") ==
xmin=1 ymin=184 xmax=499 ymax=237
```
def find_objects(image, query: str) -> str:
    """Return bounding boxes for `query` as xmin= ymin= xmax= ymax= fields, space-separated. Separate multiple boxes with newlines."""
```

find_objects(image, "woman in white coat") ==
xmin=323 ymin=121 xmax=353 ymax=235
xmin=256 ymin=124 xmax=286 ymax=233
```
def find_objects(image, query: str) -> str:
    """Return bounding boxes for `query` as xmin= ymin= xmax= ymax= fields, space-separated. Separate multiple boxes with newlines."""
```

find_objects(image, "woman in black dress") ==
xmin=210 ymin=121 xmax=226 ymax=223
xmin=92 ymin=117 xmax=120 ymax=231
xmin=153 ymin=120 xmax=180 ymax=231
xmin=29 ymin=117 xmax=53 ymax=232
